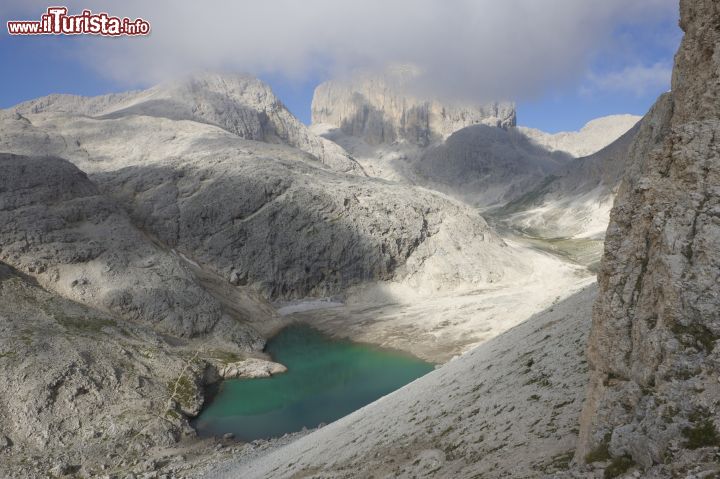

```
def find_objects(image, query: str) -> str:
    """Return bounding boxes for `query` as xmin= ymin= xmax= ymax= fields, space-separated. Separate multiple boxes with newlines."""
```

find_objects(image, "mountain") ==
xmin=414 ymin=124 xmax=571 ymax=206
xmin=0 ymin=103 xmax=524 ymax=302
xmin=198 ymin=0 xmax=720 ymax=477
xmin=14 ymin=73 xmax=364 ymax=175
xmin=0 ymin=71 xmax=587 ymax=474
xmin=311 ymin=69 xmax=637 ymax=209
xmin=494 ymin=95 xmax=672 ymax=241
xmin=311 ymin=65 xmax=516 ymax=147
xmin=518 ymin=115 xmax=642 ymax=158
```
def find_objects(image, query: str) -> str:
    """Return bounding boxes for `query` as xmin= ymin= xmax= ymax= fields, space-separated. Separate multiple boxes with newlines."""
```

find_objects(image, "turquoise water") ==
xmin=193 ymin=324 xmax=433 ymax=441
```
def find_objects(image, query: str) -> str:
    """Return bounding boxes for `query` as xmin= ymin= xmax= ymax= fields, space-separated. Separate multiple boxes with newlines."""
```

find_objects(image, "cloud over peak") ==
xmin=5 ymin=0 xmax=679 ymax=104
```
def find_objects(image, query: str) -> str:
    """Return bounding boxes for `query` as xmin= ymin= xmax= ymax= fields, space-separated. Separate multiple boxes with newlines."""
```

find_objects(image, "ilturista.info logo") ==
xmin=7 ymin=6 xmax=150 ymax=36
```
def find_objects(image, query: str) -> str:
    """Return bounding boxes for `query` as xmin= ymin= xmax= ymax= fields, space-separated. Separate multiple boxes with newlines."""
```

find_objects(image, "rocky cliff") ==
xmin=311 ymin=66 xmax=516 ymax=147
xmin=576 ymin=0 xmax=720 ymax=475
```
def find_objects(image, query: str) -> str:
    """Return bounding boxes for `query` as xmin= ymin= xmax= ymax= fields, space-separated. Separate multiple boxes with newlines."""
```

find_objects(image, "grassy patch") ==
xmin=683 ymin=413 xmax=720 ymax=449
xmin=167 ymin=375 xmax=197 ymax=411
xmin=51 ymin=307 xmax=116 ymax=333
xmin=585 ymin=433 xmax=612 ymax=463
xmin=547 ymin=450 xmax=574 ymax=471
xmin=604 ymin=455 xmax=635 ymax=479
xmin=671 ymin=322 xmax=718 ymax=354
xmin=205 ymin=350 xmax=242 ymax=365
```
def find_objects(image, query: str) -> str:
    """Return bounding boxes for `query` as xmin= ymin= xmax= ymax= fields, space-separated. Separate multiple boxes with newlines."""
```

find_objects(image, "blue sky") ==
xmin=1 ymin=2 xmax=681 ymax=133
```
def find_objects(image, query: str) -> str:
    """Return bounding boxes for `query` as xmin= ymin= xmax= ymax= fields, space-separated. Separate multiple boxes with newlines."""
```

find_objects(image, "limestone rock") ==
xmin=2 ymin=93 xmax=522 ymax=302
xmin=311 ymin=66 xmax=516 ymax=147
xmin=518 ymin=115 xmax=642 ymax=158
xmin=0 ymin=153 xmax=228 ymax=339
xmin=495 ymin=94 xmax=673 ymax=240
xmin=0 ymin=261 xmax=212 ymax=477
xmin=577 ymin=0 xmax=720 ymax=472
xmin=219 ymin=359 xmax=288 ymax=379
xmin=14 ymin=73 xmax=364 ymax=176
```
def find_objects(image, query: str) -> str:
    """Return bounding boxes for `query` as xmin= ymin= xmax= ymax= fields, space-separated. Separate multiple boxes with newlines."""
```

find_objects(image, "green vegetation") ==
xmin=487 ymin=175 xmax=559 ymax=216
xmin=204 ymin=350 xmax=242 ymax=365
xmin=525 ymin=372 xmax=552 ymax=388
xmin=682 ymin=414 xmax=720 ymax=449
xmin=671 ymin=322 xmax=718 ymax=354
xmin=585 ymin=433 xmax=612 ymax=463
xmin=604 ymin=455 xmax=635 ymax=478
xmin=167 ymin=375 xmax=197 ymax=411
xmin=55 ymin=314 xmax=116 ymax=332
xmin=547 ymin=450 xmax=574 ymax=472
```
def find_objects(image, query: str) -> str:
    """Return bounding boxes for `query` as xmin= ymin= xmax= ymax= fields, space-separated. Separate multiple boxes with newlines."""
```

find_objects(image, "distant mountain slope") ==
xmin=492 ymin=95 xmax=673 ymax=240
xmin=14 ymin=73 xmax=364 ymax=175
xmin=518 ymin=114 xmax=642 ymax=158
xmin=415 ymin=124 xmax=572 ymax=206
xmin=311 ymin=70 xmax=639 ymax=209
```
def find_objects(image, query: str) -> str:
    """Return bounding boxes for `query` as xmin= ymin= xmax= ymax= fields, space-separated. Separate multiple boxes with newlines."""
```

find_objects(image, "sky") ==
xmin=0 ymin=1 xmax=681 ymax=133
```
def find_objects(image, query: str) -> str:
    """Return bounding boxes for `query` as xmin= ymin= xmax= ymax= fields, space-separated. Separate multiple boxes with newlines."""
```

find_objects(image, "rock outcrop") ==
xmin=14 ymin=73 xmax=364 ymax=175
xmin=0 ymin=153 xmax=261 ymax=344
xmin=311 ymin=66 xmax=516 ymax=147
xmin=0 ymin=261 xmax=212 ymax=477
xmin=219 ymin=359 xmax=288 ymax=379
xmin=576 ymin=0 xmax=720 ymax=475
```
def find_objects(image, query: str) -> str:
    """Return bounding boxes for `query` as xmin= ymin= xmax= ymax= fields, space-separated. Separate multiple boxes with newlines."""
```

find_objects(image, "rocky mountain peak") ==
xmin=12 ymin=72 xmax=364 ymax=175
xmin=311 ymin=67 xmax=516 ymax=147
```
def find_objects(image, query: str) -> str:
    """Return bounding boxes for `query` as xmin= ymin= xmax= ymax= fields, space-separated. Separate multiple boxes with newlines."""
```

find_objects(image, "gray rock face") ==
xmin=415 ymin=124 xmax=572 ymax=205
xmin=14 ymin=73 xmax=364 ymax=175
xmin=577 ymin=0 xmax=720 ymax=474
xmin=0 ymin=261 xmax=212 ymax=477
xmin=312 ymin=67 xmax=516 ymax=147
xmin=518 ymin=115 xmax=642 ymax=158
xmin=0 ymin=71 xmax=536 ymax=475
xmin=0 ymin=153 xmax=233 ymax=339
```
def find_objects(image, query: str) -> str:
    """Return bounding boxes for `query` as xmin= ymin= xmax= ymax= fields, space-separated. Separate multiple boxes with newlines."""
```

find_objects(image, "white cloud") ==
xmin=3 ymin=0 xmax=679 ymax=104
xmin=583 ymin=62 xmax=673 ymax=97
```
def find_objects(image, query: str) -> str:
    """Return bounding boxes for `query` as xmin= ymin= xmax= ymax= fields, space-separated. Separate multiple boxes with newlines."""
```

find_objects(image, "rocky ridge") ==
xmin=15 ymin=73 xmax=364 ymax=175
xmin=518 ymin=115 xmax=642 ymax=158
